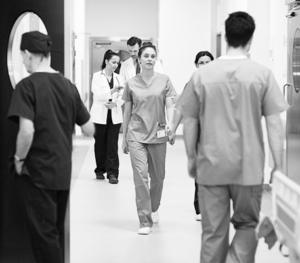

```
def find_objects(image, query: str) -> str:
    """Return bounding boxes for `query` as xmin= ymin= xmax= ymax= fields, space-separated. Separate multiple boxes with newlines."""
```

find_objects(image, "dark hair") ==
xmin=138 ymin=42 xmax=157 ymax=57
xmin=101 ymin=50 xmax=119 ymax=70
xmin=127 ymin=37 xmax=142 ymax=48
xmin=20 ymin=31 xmax=52 ymax=58
xmin=225 ymin=11 xmax=255 ymax=48
xmin=29 ymin=51 xmax=50 ymax=59
xmin=194 ymin=51 xmax=214 ymax=64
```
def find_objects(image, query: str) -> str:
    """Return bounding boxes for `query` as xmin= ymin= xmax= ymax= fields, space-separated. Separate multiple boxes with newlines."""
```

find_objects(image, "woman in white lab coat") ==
xmin=90 ymin=50 xmax=124 ymax=184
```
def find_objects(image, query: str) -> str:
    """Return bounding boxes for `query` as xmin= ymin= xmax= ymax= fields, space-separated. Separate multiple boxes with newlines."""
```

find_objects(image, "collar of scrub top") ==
xmin=219 ymin=55 xmax=248 ymax=60
xmin=100 ymin=69 xmax=120 ymax=85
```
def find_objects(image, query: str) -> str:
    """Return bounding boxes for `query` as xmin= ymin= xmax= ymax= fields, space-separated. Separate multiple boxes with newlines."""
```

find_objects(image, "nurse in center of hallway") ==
xmin=122 ymin=42 xmax=177 ymax=235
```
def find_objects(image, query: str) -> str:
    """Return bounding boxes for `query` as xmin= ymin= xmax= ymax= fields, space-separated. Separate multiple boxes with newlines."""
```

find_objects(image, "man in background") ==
xmin=120 ymin=36 xmax=163 ymax=82
xmin=176 ymin=12 xmax=289 ymax=263
xmin=7 ymin=31 xmax=94 ymax=263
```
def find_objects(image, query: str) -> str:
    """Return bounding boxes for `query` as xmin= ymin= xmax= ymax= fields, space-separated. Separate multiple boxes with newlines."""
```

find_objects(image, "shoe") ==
xmin=152 ymin=210 xmax=159 ymax=224
xmin=109 ymin=175 xmax=119 ymax=184
xmin=96 ymin=172 xmax=105 ymax=180
xmin=196 ymin=214 xmax=202 ymax=221
xmin=138 ymin=227 xmax=151 ymax=235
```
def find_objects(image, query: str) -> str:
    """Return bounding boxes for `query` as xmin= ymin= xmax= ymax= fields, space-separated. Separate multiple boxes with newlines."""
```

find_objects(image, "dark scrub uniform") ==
xmin=8 ymin=72 xmax=90 ymax=263
xmin=176 ymin=56 xmax=289 ymax=263
xmin=122 ymin=73 xmax=177 ymax=228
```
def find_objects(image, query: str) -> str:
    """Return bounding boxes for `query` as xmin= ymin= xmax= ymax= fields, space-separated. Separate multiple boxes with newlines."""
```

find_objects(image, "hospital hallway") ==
xmin=70 ymin=136 xmax=290 ymax=263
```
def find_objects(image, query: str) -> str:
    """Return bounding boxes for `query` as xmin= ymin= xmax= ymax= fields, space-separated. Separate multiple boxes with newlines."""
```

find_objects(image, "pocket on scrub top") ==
xmin=128 ymin=120 xmax=141 ymax=141
xmin=129 ymin=120 xmax=141 ymax=133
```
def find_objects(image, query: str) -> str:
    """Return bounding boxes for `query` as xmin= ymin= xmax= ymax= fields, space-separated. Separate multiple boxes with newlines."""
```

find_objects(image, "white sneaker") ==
xmin=152 ymin=211 xmax=159 ymax=224
xmin=138 ymin=227 xmax=151 ymax=235
xmin=196 ymin=214 xmax=202 ymax=221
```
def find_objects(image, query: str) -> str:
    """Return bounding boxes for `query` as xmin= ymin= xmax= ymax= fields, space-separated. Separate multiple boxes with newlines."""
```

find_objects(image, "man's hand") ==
xmin=15 ymin=161 xmax=24 ymax=175
xmin=188 ymin=156 xmax=197 ymax=179
xmin=265 ymin=113 xmax=284 ymax=184
xmin=269 ymin=167 xmax=283 ymax=184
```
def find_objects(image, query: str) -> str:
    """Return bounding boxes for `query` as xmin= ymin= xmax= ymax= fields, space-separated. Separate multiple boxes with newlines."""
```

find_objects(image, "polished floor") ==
xmin=70 ymin=136 xmax=289 ymax=263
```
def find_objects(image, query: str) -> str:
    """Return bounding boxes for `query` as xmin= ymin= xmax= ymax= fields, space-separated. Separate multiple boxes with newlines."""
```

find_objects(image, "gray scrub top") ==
xmin=176 ymin=58 xmax=289 ymax=186
xmin=122 ymin=73 xmax=176 ymax=144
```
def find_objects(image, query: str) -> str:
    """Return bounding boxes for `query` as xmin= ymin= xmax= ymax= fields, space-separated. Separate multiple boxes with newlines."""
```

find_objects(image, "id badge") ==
xmin=157 ymin=129 xmax=166 ymax=138
xmin=157 ymin=123 xmax=167 ymax=138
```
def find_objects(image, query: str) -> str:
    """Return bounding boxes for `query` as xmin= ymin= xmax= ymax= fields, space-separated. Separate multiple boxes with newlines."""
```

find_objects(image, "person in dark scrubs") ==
xmin=7 ymin=31 xmax=94 ymax=263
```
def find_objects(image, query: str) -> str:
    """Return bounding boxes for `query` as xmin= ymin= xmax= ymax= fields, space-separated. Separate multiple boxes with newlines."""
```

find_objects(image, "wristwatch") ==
xmin=14 ymin=155 xmax=26 ymax=162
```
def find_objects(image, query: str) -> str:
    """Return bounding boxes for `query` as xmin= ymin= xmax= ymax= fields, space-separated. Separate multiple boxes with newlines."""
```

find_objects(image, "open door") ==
xmin=285 ymin=5 xmax=300 ymax=185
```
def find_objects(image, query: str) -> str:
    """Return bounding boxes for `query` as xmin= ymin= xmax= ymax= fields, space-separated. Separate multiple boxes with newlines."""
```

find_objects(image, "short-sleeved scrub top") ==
xmin=8 ymin=72 xmax=90 ymax=190
xmin=122 ymin=73 xmax=177 ymax=144
xmin=176 ymin=57 xmax=289 ymax=186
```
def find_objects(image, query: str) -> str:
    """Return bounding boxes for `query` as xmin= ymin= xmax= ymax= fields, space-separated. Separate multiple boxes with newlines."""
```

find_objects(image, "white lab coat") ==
xmin=90 ymin=70 xmax=124 ymax=124
xmin=119 ymin=57 xmax=164 ymax=83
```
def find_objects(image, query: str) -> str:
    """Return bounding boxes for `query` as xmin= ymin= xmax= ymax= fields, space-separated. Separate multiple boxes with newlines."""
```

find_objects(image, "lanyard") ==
xmin=101 ymin=71 xmax=120 ymax=86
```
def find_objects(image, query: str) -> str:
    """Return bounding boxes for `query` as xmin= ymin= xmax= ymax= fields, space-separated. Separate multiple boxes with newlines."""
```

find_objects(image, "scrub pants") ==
xmin=19 ymin=175 xmax=69 ymax=263
xmin=194 ymin=180 xmax=200 ymax=215
xmin=94 ymin=111 xmax=121 ymax=178
xmin=198 ymin=184 xmax=263 ymax=263
xmin=128 ymin=141 xmax=167 ymax=228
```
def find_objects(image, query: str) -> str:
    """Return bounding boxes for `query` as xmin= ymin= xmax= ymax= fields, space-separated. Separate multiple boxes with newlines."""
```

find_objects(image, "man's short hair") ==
xmin=127 ymin=37 xmax=142 ymax=47
xmin=225 ymin=12 xmax=255 ymax=48
xmin=20 ymin=31 xmax=52 ymax=58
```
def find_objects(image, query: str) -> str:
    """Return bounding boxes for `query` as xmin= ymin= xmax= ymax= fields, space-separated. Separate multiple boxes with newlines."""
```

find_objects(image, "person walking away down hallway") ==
xmin=7 ymin=31 xmax=94 ymax=263
xmin=176 ymin=12 xmax=289 ymax=263
xmin=122 ymin=42 xmax=176 ymax=235
xmin=90 ymin=50 xmax=125 ymax=184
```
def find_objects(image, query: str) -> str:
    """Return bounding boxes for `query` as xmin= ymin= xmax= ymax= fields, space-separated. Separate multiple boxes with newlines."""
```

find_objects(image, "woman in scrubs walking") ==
xmin=122 ymin=42 xmax=176 ymax=235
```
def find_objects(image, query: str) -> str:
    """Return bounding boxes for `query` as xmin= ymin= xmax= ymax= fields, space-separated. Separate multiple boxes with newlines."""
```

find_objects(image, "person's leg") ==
xmin=106 ymin=121 xmax=121 ymax=179
xmin=199 ymin=185 xmax=231 ymax=263
xmin=20 ymin=175 xmax=63 ymax=263
xmin=94 ymin=123 xmax=108 ymax=176
xmin=194 ymin=180 xmax=200 ymax=215
xmin=56 ymin=190 xmax=70 ymax=262
xmin=147 ymin=143 xmax=166 ymax=213
xmin=128 ymin=141 xmax=153 ymax=228
xmin=226 ymin=184 xmax=263 ymax=263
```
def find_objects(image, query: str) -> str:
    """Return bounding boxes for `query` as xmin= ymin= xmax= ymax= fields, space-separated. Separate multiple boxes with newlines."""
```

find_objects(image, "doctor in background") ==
xmin=120 ymin=36 xmax=163 ymax=83
xmin=90 ymin=50 xmax=124 ymax=184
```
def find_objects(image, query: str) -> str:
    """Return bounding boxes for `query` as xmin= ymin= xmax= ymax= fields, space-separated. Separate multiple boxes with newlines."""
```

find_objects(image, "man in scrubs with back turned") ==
xmin=7 ymin=31 xmax=94 ymax=263
xmin=176 ymin=12 xmax=289 ymax=263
